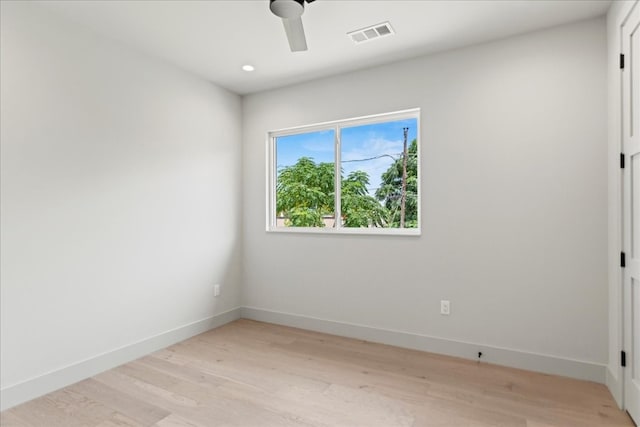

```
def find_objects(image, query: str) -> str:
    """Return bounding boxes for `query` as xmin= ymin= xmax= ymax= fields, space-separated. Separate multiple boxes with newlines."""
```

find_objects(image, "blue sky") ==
xmin=276 ymin=118 xmax=417 ymax=195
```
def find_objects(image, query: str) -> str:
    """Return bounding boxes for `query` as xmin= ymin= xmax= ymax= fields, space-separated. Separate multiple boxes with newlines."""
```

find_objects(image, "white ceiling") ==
xmin=39 ymin=0 xmax=611 ymax=95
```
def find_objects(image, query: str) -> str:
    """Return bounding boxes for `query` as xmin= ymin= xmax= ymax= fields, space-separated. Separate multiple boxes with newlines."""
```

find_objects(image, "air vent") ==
xmin=348 ymin=22 xmax=394 ymax=44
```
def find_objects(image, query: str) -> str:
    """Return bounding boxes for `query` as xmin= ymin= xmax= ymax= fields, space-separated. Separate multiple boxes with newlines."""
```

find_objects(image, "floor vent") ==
xmin=348 ymin=22 xmax=394 ymax=44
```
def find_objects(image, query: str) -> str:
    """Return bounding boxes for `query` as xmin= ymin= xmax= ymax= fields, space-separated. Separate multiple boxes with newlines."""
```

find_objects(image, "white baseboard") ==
xmin=241 ymin=306 xmax=606 ymax=384
xmin=606 ymin=365 xmax=624 ymax=408
xmin=1 ymin=306 xmax=607 ymax=412
xmin=0 ymin=307 xmax=241 ymax=411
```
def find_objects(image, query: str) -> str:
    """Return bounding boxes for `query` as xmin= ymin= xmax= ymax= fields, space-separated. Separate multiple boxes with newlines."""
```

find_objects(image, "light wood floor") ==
xmin=1 ymin=319 xmax=634 ymax=427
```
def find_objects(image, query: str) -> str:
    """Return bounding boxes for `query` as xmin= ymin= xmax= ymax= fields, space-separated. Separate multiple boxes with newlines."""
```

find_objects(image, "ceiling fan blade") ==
xmin=282 ymin=17 xmax=307 ymax=52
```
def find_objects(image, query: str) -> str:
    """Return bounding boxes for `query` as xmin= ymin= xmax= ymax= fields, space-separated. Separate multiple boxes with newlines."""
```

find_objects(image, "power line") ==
xmin=277 ymin=151 xmax=417 ymax=169
xmin=341 ymin=153 xmax=400 ymax=163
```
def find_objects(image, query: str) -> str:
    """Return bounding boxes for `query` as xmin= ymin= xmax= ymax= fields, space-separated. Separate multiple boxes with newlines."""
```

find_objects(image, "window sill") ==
xmin=266 ymin=227 xmax=421 ymax=236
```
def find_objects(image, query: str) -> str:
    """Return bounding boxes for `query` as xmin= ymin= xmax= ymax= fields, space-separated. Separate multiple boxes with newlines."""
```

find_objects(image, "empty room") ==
xmin=1 ymin=0 xmax=639 ymax=426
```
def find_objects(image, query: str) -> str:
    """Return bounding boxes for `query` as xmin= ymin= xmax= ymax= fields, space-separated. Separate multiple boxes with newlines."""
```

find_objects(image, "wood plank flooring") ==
xmin=1 ymin=319 xmax=634 ymax=427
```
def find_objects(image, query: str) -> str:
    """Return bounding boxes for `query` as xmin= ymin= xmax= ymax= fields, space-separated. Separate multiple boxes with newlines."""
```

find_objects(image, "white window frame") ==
xmin=266 ymin=108 xmax=421 ymax=236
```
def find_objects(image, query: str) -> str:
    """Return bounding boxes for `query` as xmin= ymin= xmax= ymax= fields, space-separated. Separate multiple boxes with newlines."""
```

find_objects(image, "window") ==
xmin=267 ymin=109 xmax=420 ymax=235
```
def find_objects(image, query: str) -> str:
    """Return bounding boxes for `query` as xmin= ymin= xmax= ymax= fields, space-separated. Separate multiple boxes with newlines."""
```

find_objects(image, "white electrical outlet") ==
xmin=214 ymin=284 xmax=221 ymax=297
xmin=440 ymin=300 xmax=450 ymax=315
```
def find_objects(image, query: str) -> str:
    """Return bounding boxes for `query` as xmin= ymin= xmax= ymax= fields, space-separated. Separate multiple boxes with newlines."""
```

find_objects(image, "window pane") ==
xmin=275 ymin=129 xmax=335 ymax=227
xmin=340 ymin=118 xmax=418 ymax=228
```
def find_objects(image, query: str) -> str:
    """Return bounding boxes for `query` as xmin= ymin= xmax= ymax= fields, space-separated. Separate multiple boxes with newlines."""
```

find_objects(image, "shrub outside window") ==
xmin=267 ymin=109 xmax=420 ymax=235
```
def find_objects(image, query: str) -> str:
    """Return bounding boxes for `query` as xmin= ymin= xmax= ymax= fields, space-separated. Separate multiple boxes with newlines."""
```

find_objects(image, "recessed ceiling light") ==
xmin=242 ymin=64 xmax=255 ymax=72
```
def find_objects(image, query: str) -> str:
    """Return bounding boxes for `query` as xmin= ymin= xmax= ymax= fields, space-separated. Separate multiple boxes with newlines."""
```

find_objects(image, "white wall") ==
xmin=242 ymin=18 xmax=608 ymax=377
xmin=0 ymin=1 xmax=242 ymax=408
xmin=605 ymin=0 xmax=637 ymax=408
xmin=0 ymin=1 xmax=611 ymax=410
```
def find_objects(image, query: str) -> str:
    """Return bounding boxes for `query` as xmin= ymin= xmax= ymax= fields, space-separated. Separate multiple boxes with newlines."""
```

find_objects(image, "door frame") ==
xmin=621 ymin=0 xmax=640 ymax=422
xmin=608 ymin=0 xmax=639 ymax=413
xmin=617 ymin=0 xmax=640 ymax=419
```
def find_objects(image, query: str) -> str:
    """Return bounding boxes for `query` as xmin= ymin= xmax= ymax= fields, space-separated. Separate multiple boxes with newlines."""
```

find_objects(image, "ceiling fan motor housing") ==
xmin=270 ymin=0 xmax=305 ymax=19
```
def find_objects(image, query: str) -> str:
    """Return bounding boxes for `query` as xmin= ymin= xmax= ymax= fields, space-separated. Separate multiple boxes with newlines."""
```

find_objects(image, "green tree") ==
xmin=276 ymin=158 xmax=386 ymax=228
xmin=276 ymin=157 xmax=334 ymax=227
xmin=341 ymin=170 xmax=387 ymax=227
xmin=376 ymin=139 xmax=418 ymax=228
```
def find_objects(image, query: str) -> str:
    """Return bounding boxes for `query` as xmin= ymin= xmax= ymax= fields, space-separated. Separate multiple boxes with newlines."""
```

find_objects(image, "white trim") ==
xmin=621 ymin=1 xmax=640 ymax=422
xmin=334 ymin=124 xmax=342 ymax=229
xmin=1 ymin=306 xmax=607 ymax=411
xmin=240 ymin=306 xmax=606 ymax=384
xmin=266 ymin=108 xmax=421 ymax=235
xmin=268 ymin=108 xmax=420 ymax=135
xmin=607 ymin=366 xmax=624 ymax=407
xmin=0 ymin=307 xmax=241 ymax=411
xmin=265 ymin=226 xmax=421 ymax=236
xmin=266 ymin=132 xmax=273 ymax=231
xmin=607 ymin=0 xmax=639 ymax=411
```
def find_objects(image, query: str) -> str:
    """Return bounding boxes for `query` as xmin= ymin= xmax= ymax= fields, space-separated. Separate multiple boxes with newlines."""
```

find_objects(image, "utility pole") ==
xmin=400 ymin=127 xmax=408 ymax=228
